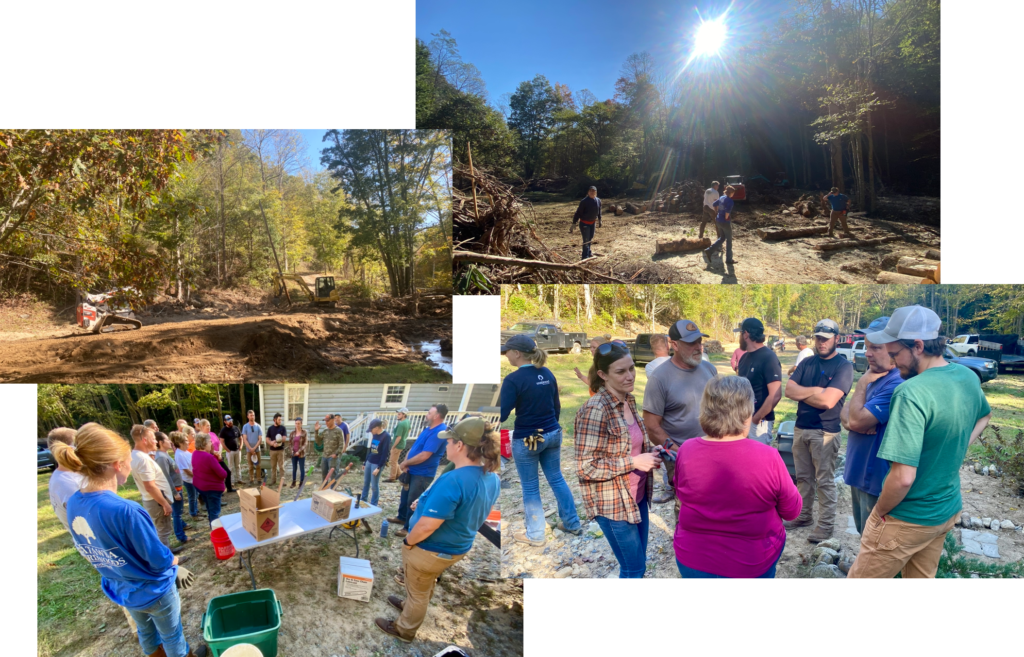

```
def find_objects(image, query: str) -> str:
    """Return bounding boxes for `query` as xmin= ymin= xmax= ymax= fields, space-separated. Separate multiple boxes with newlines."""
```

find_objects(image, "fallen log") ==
xmin=655 ymin=237 xmax=711 ymax=254
xmin=614 ymin=205 xmax=624 ymax=216
xmin=876 ymin=271 xmax=931 ymax=285
xmin=453 ymin=251 xmax=602 ymax=271
xmin=896 ymin=257 xmax=940 ymax=279
xmin=815 ymin=236 xmax=901 ymax=251
xmin=757 ymin=226 xmax=829 ymax=240
xmin=925 ymin=248 xmax=941 ymax=261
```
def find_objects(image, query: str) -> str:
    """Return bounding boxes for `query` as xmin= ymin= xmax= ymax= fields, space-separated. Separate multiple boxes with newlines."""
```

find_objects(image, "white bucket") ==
xmin=221 ymin=644 xmax=263 ymax=657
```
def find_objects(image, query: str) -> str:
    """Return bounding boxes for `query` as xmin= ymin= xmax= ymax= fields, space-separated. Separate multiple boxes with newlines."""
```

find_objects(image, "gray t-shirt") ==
xmin=642 ymin=358 xmax=718 ymax=444
xmin=49 ymin=468 xmax=86 ymax=531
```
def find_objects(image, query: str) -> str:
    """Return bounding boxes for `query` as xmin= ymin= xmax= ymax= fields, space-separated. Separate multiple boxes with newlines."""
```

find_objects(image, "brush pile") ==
xmin=777 ymin=193 xmax=827 ymax=218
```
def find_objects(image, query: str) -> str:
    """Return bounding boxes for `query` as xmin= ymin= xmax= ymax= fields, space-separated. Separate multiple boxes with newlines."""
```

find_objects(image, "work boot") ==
xmin=386 ymin=516 xmax=402 ymax=524
xmin=374 ymin=618 xmax=413 ymax=644
xmin=387 ymin=595 xmax=405 ymax=612
xmin=147 ymin=646 xmax=167 ymax=657
xmin=187 ymin=646 xmax=208 ymax=657
xmin=513 ymin=531 xmax=545 ymax=547
xmin=170 ymin=544 xmax=184 ymax=555
xmin=653 ymin=490 xmax=675 ymax=504
xmin=783 ymin=517 xmax=813 ymax=529
xmin=394 ymin=528 xmax=408 ymax=538
xmin=702 ymin=249 xmax=712 ymax=265
xmin=556 ymin=521 xmax=582 ymax=536
xmin=807 ymin=528 xmax=834 ymax=544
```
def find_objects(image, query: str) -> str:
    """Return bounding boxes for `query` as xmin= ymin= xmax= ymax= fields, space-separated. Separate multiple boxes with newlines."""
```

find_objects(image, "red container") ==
xmin=210 ymin=527 xmax=235 ymax=560
xmin=500 ymin=430 xmax=512 ymax=460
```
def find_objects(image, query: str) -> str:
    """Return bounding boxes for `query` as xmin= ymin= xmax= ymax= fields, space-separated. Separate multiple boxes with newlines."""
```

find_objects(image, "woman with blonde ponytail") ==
xmin=373 ymin=415 xmax=501 ymax=643
xmin=58 ymin=423 xmax=208 ymax=657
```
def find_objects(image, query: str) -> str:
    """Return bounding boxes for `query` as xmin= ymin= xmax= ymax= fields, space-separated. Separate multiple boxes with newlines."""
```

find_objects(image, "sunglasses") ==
xmin=596 ymin=340 xmax=629 ymax=356
xmin=814 ymin=327 xmax=839 ymax=335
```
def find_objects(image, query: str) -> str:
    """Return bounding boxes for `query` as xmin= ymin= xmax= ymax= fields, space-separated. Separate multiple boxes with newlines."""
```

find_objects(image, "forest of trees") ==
xmin=0 ymin=129 xmax=451 ymax=305
xmin=502 ymin=285 xmax=1024 ymax=341
xmin=418 ymin=0 xmax=940 ymax=205
xmin=37 ymin=383 xmax=259 ymax=439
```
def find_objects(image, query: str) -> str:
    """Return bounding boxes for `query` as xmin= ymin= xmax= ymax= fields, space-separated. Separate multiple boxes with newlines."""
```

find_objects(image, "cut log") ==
xmin=815 ymin=236 xmax=901 ymax=251
xmin=931 ymin=262 xmax=941 ymax=283
xmin=896 ymin=257 xmax=940 ymax=279
xmin=624 ymin=202 xmax=642 ymax=215
xmin=655 ymin=237 xmax=712 ymax=254
xmin=925 ymin=249 xmax=941 ymax=261
xmin=757 ymin=226 xmax=829 ymax=241
xmin=876 ymin=271 xmax=930 ymax=284
xmin=453 ymin=251 xmax=602 ymax=271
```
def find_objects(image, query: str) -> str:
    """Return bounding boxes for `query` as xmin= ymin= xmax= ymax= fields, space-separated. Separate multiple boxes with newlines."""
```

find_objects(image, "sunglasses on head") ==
xmin=814 ymin=327 xmax=838 ymax=335
xmin=597 ymin=340 xmax=629 ymax=356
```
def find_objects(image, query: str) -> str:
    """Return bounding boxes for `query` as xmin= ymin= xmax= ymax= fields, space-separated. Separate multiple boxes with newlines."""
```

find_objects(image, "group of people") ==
xmin=500 ymin=304 xmax=991 ymax=579
xmin=568 ymin=181 xmax=855 ymax=267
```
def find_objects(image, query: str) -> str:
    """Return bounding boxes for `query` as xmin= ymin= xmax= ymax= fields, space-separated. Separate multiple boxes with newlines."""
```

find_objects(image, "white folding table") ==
xmin=219 ymin=497 xmax=383 ymax=589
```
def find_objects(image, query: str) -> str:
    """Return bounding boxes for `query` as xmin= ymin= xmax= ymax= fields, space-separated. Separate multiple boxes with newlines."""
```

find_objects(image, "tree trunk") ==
xmin=553 ymin=284 xmax=560 ymax=320
xmin=583 ymin=284 xmax=593 ymax=322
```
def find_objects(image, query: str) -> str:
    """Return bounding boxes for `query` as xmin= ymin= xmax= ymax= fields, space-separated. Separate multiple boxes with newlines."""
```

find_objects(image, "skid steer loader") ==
xmin=77 ymin=289 xmax=143 ymax=334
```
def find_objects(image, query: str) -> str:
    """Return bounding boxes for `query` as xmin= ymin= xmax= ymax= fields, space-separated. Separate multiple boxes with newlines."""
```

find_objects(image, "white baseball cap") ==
xmin=864 ymin=305 xmax=941 ymax=344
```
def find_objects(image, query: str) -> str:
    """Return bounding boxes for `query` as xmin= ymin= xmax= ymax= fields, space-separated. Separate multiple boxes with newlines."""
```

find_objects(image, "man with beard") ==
xmin=643 ymin=319 xmax=718 ymax=505
xmin=783 ymin=318 xmax=854 ymax=543
xmin=734 ymin=318 xmax=782 ymax=445
xmin=840 ymin=337 xmax=903 ymax=535
xmin=849 ymin=306 xmax=991 ymax=578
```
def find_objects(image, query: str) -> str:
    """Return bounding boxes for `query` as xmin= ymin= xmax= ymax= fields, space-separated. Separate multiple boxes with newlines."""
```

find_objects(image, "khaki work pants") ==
xmin=226 ymin=450 xmax=241 ymax=482
xmin=396 ymin=545 xmax=466 ymax=640
xmin=245 ymin=448 xmax=261 ymax=483
xmin=142 ymin=496 xmax=173 ymax=547
xmin=793 ymin=428 xmax=840 ymax=534
xmin=268 ymin=450 xmax=285 ymax=485
xmin=848 ymin=510 xmax=958 ymax=578
xmin=828 ymin=210 xmax=850 ymax=236
xmin=388 ymin=447 xmax=403 ymax=481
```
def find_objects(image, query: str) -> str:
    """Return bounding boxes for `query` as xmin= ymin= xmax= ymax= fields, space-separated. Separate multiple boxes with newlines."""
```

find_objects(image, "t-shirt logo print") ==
xmin=537 ymin=374 xmax=544 ymax=381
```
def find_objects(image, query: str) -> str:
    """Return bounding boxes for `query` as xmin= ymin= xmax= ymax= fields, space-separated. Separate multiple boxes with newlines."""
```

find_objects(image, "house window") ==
xmin=438 ymin=386 xmax=449 ymax=392
xmin=284 ymin=384 xmax=308 ymax=423
xmin=381 ymin=384 xmax=409 ymax=408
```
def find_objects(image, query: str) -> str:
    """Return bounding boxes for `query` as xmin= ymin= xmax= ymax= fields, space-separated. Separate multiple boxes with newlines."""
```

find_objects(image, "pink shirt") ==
xmin=731 ymin=348 xmax=746 ymax=370
xmin=626 ymin=420 xmax=646 ymax=503
xmin=673 ymin=437 xmax=802 ymax=577
xmin=211 ymin=435 xmax=222 ymax=453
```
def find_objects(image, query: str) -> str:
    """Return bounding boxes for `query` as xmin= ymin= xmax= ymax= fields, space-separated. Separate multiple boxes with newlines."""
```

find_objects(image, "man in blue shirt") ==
xmin=840 ymin=338 xmax=904 ymax=534
xmin=703 ymin=185 xmax=737 ymax=266
xmin=389 ymin=403 xmax=449 ymax=537
xmin=823 ymin=186 xmax=852 ymax=237
xmin=571 ymin=185 xmax=602 ymax=260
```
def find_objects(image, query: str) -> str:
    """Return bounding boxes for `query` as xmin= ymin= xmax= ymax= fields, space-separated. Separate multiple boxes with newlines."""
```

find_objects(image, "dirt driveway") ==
xmin=529 ymin=197 xmax=940 ymax=284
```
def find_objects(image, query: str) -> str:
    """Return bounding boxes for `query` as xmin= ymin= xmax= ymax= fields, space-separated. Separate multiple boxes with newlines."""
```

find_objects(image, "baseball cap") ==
xmin=368 ymin=419 xmax=383 ymax=431
xmin=193 ymin=418 xmax=201 ymax=424
xmin=669 ymin=319 xmax=709 ymax=343
xmin=439 ymin=416 xmax=487 ymax=446
xmin=865 ymin=305 xmax=941 ymax=344
xmin=589 ymin=185 xmax=597 ymax=191
xmin=501 ymin=334 xmax=537 ymax=353
xmin=733 ymin=318 xmax=764 ymax=335
xmin=813 ymin=319 xmax=840 ymax=337
xmin=223 ymin=415 xmax=232 ymax=422
xmin=396 ymin=407 xmax=409 ymax=415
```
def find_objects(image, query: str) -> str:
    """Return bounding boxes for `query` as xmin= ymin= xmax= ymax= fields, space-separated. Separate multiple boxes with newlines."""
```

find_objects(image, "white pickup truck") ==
xmin=837 ymin=339 xmax=866 ymax=371
xmin=948 ymin=334 xmax=1001 ymax=357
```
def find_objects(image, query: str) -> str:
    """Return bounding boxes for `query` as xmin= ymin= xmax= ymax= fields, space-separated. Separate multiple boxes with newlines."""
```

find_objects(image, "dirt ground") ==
xmin=529 ymin=193 xmax=940 ymax=284
xmin=46 ymin=464 xmax=518 ymax=657
xmin=0 ymin=289 xmax=451 ymax=383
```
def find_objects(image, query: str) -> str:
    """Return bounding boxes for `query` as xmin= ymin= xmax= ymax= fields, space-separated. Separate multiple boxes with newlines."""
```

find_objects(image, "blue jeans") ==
xmin=398 ymin=474 xmax=434 ymax=529
xmin=182 ymin=481 xmax=198 ymax=518
xmin=511 ymin=428 xmax=581 ymax=541
xmin=594 ymin=494 xmax=650 ymax=578
xmin=706 ymin=219 xmax=733 ymax=262
xmin=126 ymin=585 xmax=191 ymax=657
xmin=197 ymin=489 xmax=222 ymax=527
xmin=362 ymin=461 xmax=382 ymax=506
xmin=579 ymin=222 xmax=595 ymax=259
xmin=292 ymin=456 xmax=306 ymax=486
xmin=676 ymin=548 xmax=782 ymax=578
xmin=171 ymin=494 xmax=186 ymax=543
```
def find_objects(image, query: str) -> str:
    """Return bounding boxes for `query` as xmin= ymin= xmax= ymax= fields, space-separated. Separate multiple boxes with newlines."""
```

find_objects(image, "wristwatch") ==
xmin=403 ymin=538 xmax=415 ymax=549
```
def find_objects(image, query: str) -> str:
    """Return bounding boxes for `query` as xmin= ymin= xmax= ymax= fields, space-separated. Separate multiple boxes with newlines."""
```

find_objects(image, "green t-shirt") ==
xmin=393 ymin=419 xmax=412 ymax=450
xmin=877 ymin=363 xmax=990 ymax=526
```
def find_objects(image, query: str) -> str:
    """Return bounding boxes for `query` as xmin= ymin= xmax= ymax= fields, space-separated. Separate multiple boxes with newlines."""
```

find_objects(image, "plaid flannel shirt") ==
xmin=574 ymin=387 xmax=654 ymax=524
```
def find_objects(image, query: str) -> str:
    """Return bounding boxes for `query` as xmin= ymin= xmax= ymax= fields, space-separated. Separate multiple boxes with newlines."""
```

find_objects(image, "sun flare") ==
xmin=694 ymin=18 xmax=726 ymax=56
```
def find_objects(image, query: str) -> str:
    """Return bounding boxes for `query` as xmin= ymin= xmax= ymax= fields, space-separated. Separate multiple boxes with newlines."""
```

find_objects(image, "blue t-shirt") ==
xmin=499 ymin=364 xmax=561 ymax=436
xmin=713 ymin=195 xmax=735 ymax=221
xmin=365 ymin=431 xmax=392 ymax=467
xmin=339 ymin=422 xmax=350 ymax=439
xmin=406 ymin=423 xmax=448 ymax=476
xmin=411 ymin=465 xmax=500 ymax=555
xmin=66 ymin=490 xmax=177 ymax=610
xmin=843 ymin=367 xmax=903 ymax=496
xmin=826 ymin=193 xmax=849 ymax=211
xmin=241 ymin=422 xmax=262 ymax=448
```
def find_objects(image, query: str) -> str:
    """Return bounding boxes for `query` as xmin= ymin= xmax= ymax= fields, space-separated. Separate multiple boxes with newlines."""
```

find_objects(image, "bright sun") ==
xmin=694 ymin=19 xmax=726 ymax=56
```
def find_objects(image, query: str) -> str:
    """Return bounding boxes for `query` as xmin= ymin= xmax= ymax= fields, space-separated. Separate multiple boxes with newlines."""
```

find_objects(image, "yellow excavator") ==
xmin=273 ymin=273 xmax=339 ymax=306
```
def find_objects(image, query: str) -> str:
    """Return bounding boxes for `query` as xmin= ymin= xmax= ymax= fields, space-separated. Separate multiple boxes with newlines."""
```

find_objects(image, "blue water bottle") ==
xmin=380 ymin=518 xmax=389 ymax=538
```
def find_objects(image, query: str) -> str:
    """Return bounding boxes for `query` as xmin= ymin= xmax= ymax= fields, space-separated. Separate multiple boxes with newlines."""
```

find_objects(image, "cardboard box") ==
xmin=238 ymin=487 xmax=282 ymax=541
xmin=311 ymin=490 xmax=352 ymax=523
xmin=337 ymin=557 xmax=374 ymax=602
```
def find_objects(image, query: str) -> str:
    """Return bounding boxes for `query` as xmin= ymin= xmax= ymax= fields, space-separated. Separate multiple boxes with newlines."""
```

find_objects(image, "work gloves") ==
xmin=569 ymin=222 xmax=576 ymax=234
xmin=176 ymin=566 xmax=195 ymax=591
xmin=523 ymin=432 xmax=546 ymax=451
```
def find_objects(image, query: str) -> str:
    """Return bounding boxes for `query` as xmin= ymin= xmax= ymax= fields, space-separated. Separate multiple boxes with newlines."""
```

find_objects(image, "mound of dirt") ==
xmin=239 ymin=326 xmax=337 ymax=370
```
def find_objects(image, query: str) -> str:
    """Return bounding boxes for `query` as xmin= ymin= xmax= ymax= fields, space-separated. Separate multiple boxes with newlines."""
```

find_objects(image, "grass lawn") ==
xmin=312 ymin=361 xmax=451 ymax=384
xmin=37 ymin=473 xmax=143 ymax=657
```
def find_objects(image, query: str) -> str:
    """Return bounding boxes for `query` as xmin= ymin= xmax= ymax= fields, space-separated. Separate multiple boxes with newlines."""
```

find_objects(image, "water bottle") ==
xmin=380 ymin=518 xmax=389 ymax=538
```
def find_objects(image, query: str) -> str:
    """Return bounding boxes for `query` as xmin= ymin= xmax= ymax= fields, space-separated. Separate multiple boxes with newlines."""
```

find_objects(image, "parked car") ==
xmin=944 ymin=346 xmax=998 ymax=383
xmin=948 ymin=334 xmax=1003 ymax=359
xmin=38 ymin=444 xmax=57 ymax=472
xmin=631 ymin=333 xmax=672 ymax=364
xmin=837 ymin=340 xmax=866 ymax=369
xmin=500 ymin=322 xmax=587 ymax=354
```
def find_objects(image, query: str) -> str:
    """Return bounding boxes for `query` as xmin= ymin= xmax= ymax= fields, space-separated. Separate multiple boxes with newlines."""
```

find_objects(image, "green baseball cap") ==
xmin=439 ymin=416 xmax=487 ymax=446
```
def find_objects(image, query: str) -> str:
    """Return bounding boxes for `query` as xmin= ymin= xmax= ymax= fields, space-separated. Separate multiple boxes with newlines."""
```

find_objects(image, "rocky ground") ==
xmin=500 ymin=440 xmax=1024 ymax=580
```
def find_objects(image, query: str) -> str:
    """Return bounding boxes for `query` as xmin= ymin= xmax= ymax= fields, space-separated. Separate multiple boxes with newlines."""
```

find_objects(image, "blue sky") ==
xmin=297 ymin=129 xmax=329 ymax=170
xmin=416 ymin=0 xmax=772 ymax=103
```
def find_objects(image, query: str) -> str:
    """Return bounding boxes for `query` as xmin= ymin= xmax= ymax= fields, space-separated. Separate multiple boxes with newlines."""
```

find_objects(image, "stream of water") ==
xmin=419 ymin=340 xmax=453 ymax=375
